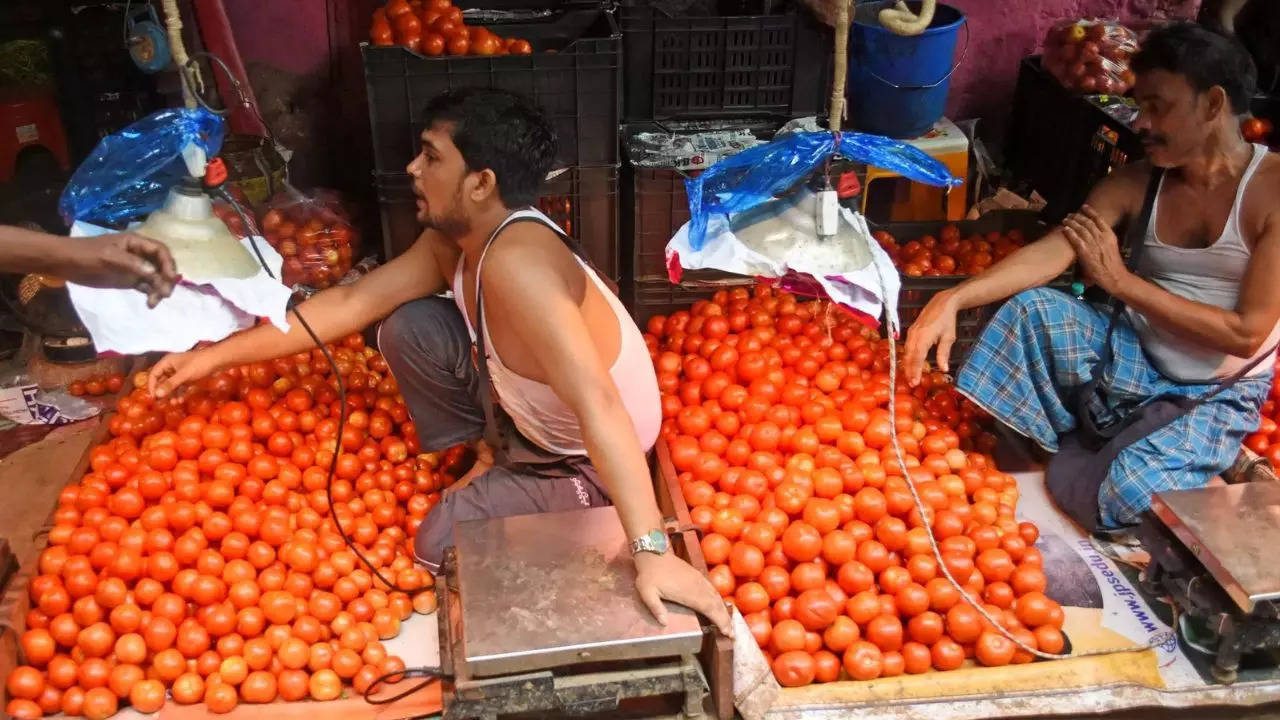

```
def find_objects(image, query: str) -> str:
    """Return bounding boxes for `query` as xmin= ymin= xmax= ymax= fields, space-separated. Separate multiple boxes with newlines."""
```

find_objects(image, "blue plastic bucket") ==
xmin=849 ymin=1 xmax=968 ymax=139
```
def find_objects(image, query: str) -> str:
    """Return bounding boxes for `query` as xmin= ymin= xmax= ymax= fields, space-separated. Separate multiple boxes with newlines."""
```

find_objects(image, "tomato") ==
xmin=930 ymin=637 xmax=965 ymax=670
xmin=975 ymin=630 xmax=1016 ymax=666
xmin=446 ymin=33 xmax=470 ymax=55
xmin=171 ymin=672 xmax=205 ymax=704
xmin=1034 ymin=625 xmax=1065 ymax=654
xmin=81 ymin=687 xmax=118 ymax=720
xmin=242 ymin=670 xmax=278 ymax=703
xmin=204 ymin=681 xmax=238 ymax=713
xmin=772 ymin=650 xmax=816 ymax=687
xmin=945 ymin=602 xmax=983 ymax=643
xmin=309 ymin=668 xmax=343 ymax=701
xmin=129 ymin=678 xmax=166 ymax=713
xmin=843 ymin=641 xmax=883 ymax=680
xmin=865 ymin=614 xmax=904 ymax=652
xmin=780 ymin=521 xmax=822 ymax=562
xmin=1011 ymin=565 xmax=1048 ymax=595
xmin=1013 ymin=591 xmax=1056 ymax=628
xmin=6 ymin=666 xmax=44 ymax=700
xmin=793 ymin=589 xmax=839 ymax=631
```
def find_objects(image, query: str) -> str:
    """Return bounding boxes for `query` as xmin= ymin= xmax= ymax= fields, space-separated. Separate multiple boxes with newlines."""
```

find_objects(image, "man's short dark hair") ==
xmin=421 ymin=88 xmax=557 ymax=207
xmin=1132 ymin=22 xmax=1257 ymax=114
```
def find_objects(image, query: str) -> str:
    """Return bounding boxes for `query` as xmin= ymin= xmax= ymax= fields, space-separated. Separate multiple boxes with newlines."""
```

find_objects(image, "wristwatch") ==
xmin=630 ymin=529 xmax=670 ymax=556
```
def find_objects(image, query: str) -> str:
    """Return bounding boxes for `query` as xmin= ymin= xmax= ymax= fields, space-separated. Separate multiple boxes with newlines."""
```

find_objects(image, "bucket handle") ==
xmin=856 ymin=19 xmax=971 ymax=91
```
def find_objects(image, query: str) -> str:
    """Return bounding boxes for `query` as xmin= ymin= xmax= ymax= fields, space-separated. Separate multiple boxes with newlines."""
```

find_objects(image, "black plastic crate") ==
xmin=361 ymin=7 xmax=619 ymax=175
xmin=626 ymin=165 xmax=694 ymax=286
xmin=1005 ymin=57 xmax=1144 ymax=224
xmin=630 ymin=275 xmax=756 ymax=326
xmin=620 ymin=2 xmax=830 ymax=121
xmin=622 ymin=118 xmax=783 ymax=285
xmin=877 ymin=210 xmax=1074 ymax=365
xmin=374 ymin=165 xmax=620 ymax=281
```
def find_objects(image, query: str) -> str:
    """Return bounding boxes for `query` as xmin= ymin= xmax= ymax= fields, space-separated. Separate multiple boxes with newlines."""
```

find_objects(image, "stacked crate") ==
xmin=617 ymin=0 xmax=831 ymax=323
xmin=364 ymin=4 xmax=622 ymax=281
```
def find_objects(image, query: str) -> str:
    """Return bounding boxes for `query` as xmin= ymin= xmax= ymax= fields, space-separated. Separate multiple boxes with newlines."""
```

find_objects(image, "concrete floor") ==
xmin=0 ymin=419 xmax=95 ymax=569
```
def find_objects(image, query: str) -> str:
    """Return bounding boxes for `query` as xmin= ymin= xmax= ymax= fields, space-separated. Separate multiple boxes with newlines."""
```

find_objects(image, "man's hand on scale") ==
xmin=634 ymin=551 xmax=734 ymax=638
xmin=903 ymin=289 xmax=961 ymax=385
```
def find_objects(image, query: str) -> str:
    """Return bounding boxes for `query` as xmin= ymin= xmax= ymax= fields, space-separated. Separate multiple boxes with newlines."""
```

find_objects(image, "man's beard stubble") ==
xmin=418 ymin=187 xmax=471 ymax=240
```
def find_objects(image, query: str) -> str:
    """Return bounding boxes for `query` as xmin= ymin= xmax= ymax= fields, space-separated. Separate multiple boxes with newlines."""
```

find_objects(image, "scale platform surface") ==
xmin=450 ymin=505 xmax=704 ymax=678
xmin=1150 ymin=482 xmax=1280 ymax=613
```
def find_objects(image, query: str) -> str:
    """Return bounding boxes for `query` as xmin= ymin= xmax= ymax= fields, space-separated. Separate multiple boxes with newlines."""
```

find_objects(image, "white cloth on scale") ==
xmin=66 ymin=221 xmax=292 ymax=355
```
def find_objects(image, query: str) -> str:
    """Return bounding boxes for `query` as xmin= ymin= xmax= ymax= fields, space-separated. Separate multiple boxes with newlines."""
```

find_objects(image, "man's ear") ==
xmin=1205 ymin=85 xmax=1230 ymax=121
xmin=467 ymin=169 xmax=500 ymax=204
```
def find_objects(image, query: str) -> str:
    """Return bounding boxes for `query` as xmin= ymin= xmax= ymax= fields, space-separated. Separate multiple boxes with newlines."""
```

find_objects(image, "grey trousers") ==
xmin=376 ymin=297 xmax=611 ymax=571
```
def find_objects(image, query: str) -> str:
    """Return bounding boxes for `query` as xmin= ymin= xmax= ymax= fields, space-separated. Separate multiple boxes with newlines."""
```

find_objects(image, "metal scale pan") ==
xmin=438 ymin=506 xmax=710 ymax=719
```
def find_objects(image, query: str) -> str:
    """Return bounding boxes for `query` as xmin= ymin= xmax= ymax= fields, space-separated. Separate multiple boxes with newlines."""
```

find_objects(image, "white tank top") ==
xmin=1128 ymin=144 xmax=1279 ymax=383
xmin=452 ymin=209 xmax=661 ymax=456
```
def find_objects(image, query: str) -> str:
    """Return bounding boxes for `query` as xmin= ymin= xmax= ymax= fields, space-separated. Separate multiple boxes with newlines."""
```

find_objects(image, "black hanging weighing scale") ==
xmin=437 ymin=506 xmax=714 ymax=719
xmin=1140 ymin=482 xmax=1280 ymax=683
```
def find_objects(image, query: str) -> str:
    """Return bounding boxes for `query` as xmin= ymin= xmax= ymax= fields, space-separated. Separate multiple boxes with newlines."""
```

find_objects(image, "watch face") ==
xmin=649 ymin=529 xmax=669 ymax=552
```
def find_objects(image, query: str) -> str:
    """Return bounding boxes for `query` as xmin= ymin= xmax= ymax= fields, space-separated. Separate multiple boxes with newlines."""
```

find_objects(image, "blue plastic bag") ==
xmin=60 ymin=107 xmax=225 ymax=226
xmin=684 ymin=130 xmax=961 ymax=251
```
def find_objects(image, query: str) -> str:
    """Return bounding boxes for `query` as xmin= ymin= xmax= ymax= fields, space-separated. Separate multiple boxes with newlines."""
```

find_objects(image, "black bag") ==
xmin=1044 ymin=169 xmax=1276 ymax=532
xmin=471 ymin=210 xmax=615 ymax=476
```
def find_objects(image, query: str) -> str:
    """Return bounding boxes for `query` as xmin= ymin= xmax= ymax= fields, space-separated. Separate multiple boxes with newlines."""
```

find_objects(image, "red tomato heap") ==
xmin=370 ymin=0 xmax=533 ymax=57
xmin=874 ymin=226 xmax=1028 ymax=278
xmin=1244 ymin=356 xmax=1280 ymax=468
xmin=6 ymin=334 xmax=462 ymax=718
xmin=536 ymin=196 xmax=574 ymax=236
xmin=1241 ymin=117 xmax=1274 ymax=146
xmin=67 ymin=373 xmax=126 ymax=398
xmin=644 ymin=284 xmax=1061 ymax=687
xmin=260 ymin=196 xmax=360 ymax=290
xmin=1040 ymin=19 xmax=1138 ymax=95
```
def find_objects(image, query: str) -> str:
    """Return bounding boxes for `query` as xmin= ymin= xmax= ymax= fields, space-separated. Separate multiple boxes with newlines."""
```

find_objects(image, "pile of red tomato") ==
xmin=874 ymin=225 xmax=1029 ymax=278
xmin=644 ymin=285 xmax=1064 ymax=687
xmin=1040 ymin=19 xmax=1138 ymax=96
xmin=370 ymin=0 xmax=533 ymax=57
xmin=1243 ymin=356 xmax=1280 ymax=467
xmin=1241 ymin=117 xmax=1274 ymax=146
xmin=5 ymin=335 xmax=463 ymax=718
xmin=260 ymin=194 xmax=360 ymax=290
xmin=67 ymin=373 xmax=126 ymax=399
xmin=536 ymin=196 xmax=575 ymax=237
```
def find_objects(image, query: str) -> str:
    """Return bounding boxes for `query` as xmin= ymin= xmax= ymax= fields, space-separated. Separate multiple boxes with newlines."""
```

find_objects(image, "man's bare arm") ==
xmin=150 ymin=230 xmax=453 ymax=397
xmin=481 ymin=234 xmax=732 ymax=635
xmin=1115 ymin=211 xmax=1280 ymax=358
xmin=949 ymin=170 xmax=1138 ymax=310
xmin=902 ymin=168 xmax=1139 ymax=382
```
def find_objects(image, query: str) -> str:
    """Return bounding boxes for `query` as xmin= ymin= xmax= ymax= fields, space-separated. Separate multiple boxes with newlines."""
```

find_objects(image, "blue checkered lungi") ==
xmin=956 ymin=288 xmax=1271 ymax=528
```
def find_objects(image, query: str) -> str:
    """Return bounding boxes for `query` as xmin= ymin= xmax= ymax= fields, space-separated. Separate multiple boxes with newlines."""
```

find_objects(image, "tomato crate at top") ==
xmin=361 ymin=5 xmax=620 ymax=175
xmin=618 ymin=0 xmax=832 ymax=122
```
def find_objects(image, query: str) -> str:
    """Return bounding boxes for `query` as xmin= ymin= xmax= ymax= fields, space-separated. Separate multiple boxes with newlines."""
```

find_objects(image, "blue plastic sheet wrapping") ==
xmin=59 ymin=107 xmax=226 ymax=226
xmin=683 ymin=130 xmax=961 ymax=251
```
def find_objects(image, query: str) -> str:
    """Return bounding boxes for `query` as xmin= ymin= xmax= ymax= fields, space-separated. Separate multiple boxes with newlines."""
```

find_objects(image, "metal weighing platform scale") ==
xmin=1140 ymin=482 xmax=1280 ymax=683
xmin=437 ymin=506 xmax=713 ymax=719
